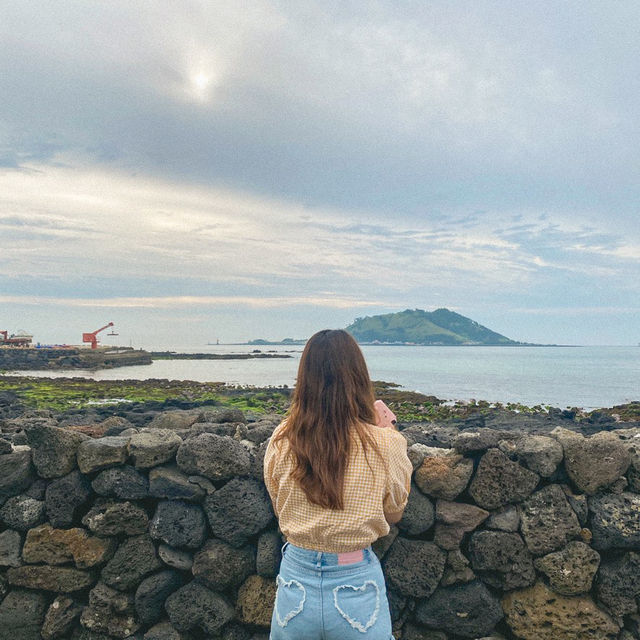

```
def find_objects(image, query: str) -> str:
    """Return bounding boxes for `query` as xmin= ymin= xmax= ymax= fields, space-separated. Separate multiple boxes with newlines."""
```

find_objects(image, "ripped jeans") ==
xmin=269 ymin=542 xmax=393 ymax=640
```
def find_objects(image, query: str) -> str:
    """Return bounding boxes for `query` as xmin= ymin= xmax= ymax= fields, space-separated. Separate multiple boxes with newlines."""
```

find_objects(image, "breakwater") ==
xmin=0 ymin=348 xmax=153 ymax=371
xmin=0 ymin=408 xmax=639 ymax=639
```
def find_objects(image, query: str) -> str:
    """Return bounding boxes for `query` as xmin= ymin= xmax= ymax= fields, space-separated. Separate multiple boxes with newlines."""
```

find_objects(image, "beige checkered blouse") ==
xmin=263 ymin=420 xmax=412 ymax=553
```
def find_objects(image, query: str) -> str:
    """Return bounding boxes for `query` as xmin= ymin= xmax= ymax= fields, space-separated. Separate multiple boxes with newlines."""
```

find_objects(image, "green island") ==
xmin=346 ymin=308 xmax=531 ymax=345
xmin=249 ymin=308 xmax=538 ymax=346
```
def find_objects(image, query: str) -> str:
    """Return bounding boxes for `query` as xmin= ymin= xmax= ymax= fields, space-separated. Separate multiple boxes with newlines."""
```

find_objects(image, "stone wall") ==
xmin=0 ymin=407 xmax=639 ymax=640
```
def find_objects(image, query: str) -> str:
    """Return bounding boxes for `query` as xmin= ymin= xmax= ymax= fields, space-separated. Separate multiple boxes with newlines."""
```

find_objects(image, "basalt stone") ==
xmin=414 ymin=450 xmax=474 ymax=500
xmin=0 ymin=451 xmax=34 ymax=505
xmin=502 ymin=580 xmax=619 ymax=640
xmin=146 ymin=410 xmax=202 ymax=431
xmin=77 ymin=436 xmax=130 ymax=474
xmin=243 ymin=423 xmax=276 ymax=445
xmin=0 ymin=438 xmax=12 ymax=454
xmin=508 ymin=435 xmax=564 ymax=477
xmin=562 ymin=485 xmax=589 ymax=525
xmin=595 ymin=552 xmax=640 ymax=619
xmin=383 ymin=537 xmax=446 ymax=598
xmin=80 ymin=582 xmax=139 ymax=639
xmin=534 ymin=541 xmax=600 ymax=595
xmin=24 ymin=477 xmax=47 ymax=500
xmin=24 ymin=423 xmax=89 ymax=478
xmin=485 ymin=505 xmax=520 ymax=532
xmin=0 ymin=528 xmax=23 ymax=567
xmin=165 ymin=581 xmax=235 ymax=635
xmin=198 ymin=407 xmax=245 ymax=424
xmin=71 ymin=627 xmax=117 ymax=640
xmin=401 ymin=623 xmax=448 ymax=640
xmin=468 ymin=448 xmax=539 ymax=510
xmin=519 ymin=484 xmax=581 ymax=556
xmin=469 ymin=531 xmax=536 ymax=590
xmin=441 ymin=548 xmax=475 ymax=586
xmin=414 ymin=580 xmax=503 ymax=639
xmin=220 ymin=622 xmax=253 ymax=640
xmin=372 ymin=525 xmax=399 ymax=560
xmin=236 ymin=574 xmax=277 ymax=628
xmin=590 ymin=493 xmax=640 ymax=550
xmin=128 ymin=430 xmax=182 ymax=469
xmin=82 ymin=500 xmax=149 ymax=536
xmin=144 ymin=621 xmax=192 ymax=640
xmin=192 ymin=538 xmax=255 ymax=590
xmin=7 ymin=564 xmax=94 ymax=592
xmin=176 ymin=433 xmax=251 ymax=481
xmin=180 ymin=423 xmax=237 ymax=440
xmin=158 ymin=544 xmax=193 ymax=571
xmin=100 ymin=415 xmax=135 ymax=434
xmin=134 ymin=570 xmax=184 ymax=627
xmin=256 ymin=531 xmax=281 ymax=578
xmin=148 ymin=465 xmax=206 ymax=501
xmin=553 ymin=428 xmax=631 ymax=494
xmin=91 ymin=465 xmax=149 ymax=499
xmin=23 ymin=524 xmax=117 ymax=568
xmin=398 ymin=484 xmax=435 ymax=535
xmin=433 ymin=500 xmax=490 ymax=550
xmin=204 ymin=477 xmax=274 ymax=547
xmin=149 ymin=500 xmax=206 ymax=549
xmin=250 ymin=440 xmax=268 ymax=481
xmin=45 ymin=470 xmax=92 ymax=528
xmin=0 ymin=589 xmax=48 ymax=640
xmin=0 ymin=495 xmax=45 ymax=531
xmin=101 ymin=534 xmax=162 ymax=592
xmin=628 ymin=441 xmax=640 ymax=492
xmin=42 ymin=595 xmax=83 ymax=640
xmin=452 ymin=429 xmax=513 ymax=454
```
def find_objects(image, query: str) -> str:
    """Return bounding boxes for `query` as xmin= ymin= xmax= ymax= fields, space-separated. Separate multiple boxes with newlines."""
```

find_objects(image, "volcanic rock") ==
xmin=134 ymin=570 xmax=184 ymax=627
xmin=414 ymin=450 xmax=473 ymax=500
xmin=519 ymin=484 xmax=581 ymax=555
xmin=236 ymin=574 xmax=277 ymax=627
xmin=45 ymin=470 xmax=92 ymax=528
xmin=589 ymin=492 xmax=640 ymax=550
xmin=398 ymin=484 xmax=435 ymax=535
xmin=192 ymin=538 xmax=255 ymax=590
xmin=468 ymin=448 xmax=539 ymax=510
xmin=0 ymin=494 xmax=46 ymax=531
xmin=91 ymin=465 xmax=149 ymax=499
xmin=176 ymin=433 xmax=251 ymax=481
xmin=101 ymin=534 xmax=162 ymax=592
xmin=128 ymin=429 xmax=182 ymax=469
xmin=77 ymin=436 xmax=130 ymax=474
xmin=383 ymin=537 xmax=446 ymax=598
xmin=414 ymin=580 xmax=503 ymax=639
xmin=501 ymin=580 xmax=619 ymax=639
xmin=149 ymin=500 xmax=207 ymax=549
xmin=204 ymin=477 xmax=274 ymax=547
xmin=82 ymin=500 xmax=149 ymax=536
xmin=533 ymin=541 xmax=600 ymax=595
xmin=24 ymin=423 xmax=89 ymax=478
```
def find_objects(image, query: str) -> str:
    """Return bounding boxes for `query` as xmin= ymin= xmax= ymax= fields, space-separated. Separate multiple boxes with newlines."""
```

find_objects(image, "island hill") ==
xmin=250 ymin=308 xmax=532 ymax=346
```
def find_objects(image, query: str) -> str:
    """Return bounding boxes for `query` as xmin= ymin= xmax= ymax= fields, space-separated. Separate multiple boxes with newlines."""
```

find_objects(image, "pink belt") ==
xmin=337 ymin=549 xmax=364 ymax=565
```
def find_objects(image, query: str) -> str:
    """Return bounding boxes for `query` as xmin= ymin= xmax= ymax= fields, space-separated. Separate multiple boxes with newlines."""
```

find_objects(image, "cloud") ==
xmin=2 ymin=2 xmax=640 ymax=218
xmin=0 ymin=294 xmax=384 ymax=310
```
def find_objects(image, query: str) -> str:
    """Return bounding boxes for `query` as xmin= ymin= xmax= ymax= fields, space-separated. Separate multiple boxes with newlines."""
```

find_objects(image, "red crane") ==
xmin=82 ymin=322 xmax=114 ymax=349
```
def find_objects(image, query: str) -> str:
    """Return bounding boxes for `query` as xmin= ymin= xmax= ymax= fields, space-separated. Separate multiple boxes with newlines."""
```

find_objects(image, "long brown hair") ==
xmin=273 ymin=329 xmax=381 ymax=510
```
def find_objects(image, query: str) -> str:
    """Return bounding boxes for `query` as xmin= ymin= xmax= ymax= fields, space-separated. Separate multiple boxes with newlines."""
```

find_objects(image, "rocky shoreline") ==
xmin=0 ymin=348 xmax=291 ymax=372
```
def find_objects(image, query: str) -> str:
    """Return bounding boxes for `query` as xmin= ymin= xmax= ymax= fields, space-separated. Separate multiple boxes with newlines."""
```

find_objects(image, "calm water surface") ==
xmin=5 ymin=345 xmax=639 ymax=410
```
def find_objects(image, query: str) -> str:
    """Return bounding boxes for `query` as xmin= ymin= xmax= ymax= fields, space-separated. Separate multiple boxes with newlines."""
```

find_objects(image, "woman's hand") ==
xmin=374 ymin=399 xmax=397 ymax=429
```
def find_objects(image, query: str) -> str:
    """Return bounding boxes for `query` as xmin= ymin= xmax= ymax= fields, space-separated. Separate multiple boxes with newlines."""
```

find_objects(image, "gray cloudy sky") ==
xmin=1 ymin=1 xmax=639 ymax=347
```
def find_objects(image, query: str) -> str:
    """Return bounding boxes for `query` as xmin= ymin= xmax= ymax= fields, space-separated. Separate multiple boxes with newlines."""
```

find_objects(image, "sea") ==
xmin=4 ymin=344 xmax=639 ymax=411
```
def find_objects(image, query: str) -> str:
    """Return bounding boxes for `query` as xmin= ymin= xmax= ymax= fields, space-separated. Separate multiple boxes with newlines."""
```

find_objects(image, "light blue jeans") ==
xmin=269 ymin=542 xmax=394 ymax=640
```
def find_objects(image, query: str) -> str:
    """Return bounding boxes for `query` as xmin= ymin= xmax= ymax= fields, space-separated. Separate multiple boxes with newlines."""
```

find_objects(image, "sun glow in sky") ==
xmin=0 ymin=1 xmax=639 ymax=346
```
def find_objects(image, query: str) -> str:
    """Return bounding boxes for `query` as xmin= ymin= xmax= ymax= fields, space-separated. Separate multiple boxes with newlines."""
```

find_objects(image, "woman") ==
xmin=264 ymin=329 xmax=413 ymax=639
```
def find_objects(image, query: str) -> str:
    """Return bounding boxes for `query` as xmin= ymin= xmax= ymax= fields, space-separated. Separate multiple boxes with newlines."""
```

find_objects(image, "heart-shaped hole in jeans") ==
xmin=275 ymin=575 xmax=306 ymax=627
xmin=333 ymin=579 xmax=380 ymax=633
